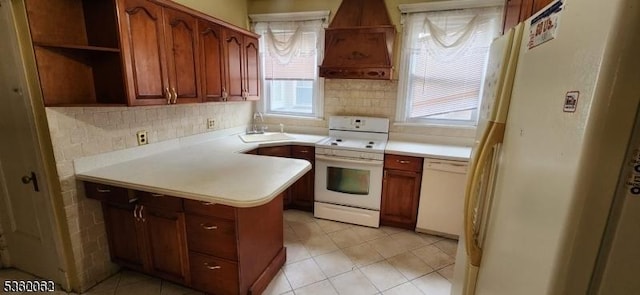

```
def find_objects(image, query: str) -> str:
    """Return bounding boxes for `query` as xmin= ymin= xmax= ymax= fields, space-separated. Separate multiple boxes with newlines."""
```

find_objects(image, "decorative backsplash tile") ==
xmin=45 ymin=102 xmax=253 ymax=290
xmin=262 ymin=79 xmax=475 ymax=145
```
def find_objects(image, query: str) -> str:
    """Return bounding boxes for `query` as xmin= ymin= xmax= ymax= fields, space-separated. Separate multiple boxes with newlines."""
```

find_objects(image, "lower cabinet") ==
xmin=289 ymin=145 xmax=315 ymax=211
xmin=140 ymin=205 xmax=190 ymax=283
xmin=183 ymin=196 xmax=285 ymax=295
xmin=258 ymin=146 xmax=293 ymax=207
xmin=256 ymin=145 xmax=315 ymax=212
xmin=380 ymin=154 xmax=424 ymax=229
xmin=102 ymin=202 xmax=145 ymax=270
xmin=101 ymin=191 xmax=190 ymax=285
xmin=86 ymin=182 xmax=285 ymax=295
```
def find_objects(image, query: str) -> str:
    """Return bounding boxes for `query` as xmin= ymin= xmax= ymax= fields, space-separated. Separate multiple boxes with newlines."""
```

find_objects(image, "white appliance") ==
xmin=314 ymin=116 xmax=390 ymax=227
xmin=453 ymin=0 xmax=640 ymax=294
xmin=416 ymin=159 xmax=468 ymax=237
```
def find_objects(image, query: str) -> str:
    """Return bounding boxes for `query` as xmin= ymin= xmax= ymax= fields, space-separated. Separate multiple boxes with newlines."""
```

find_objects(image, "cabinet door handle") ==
xmin=203 ymin=262 xmax=221 ymax=270
xmin=396 ymin=160 xmax=411 ymax=164
xmin=165 ymin=87 xmax=171 ymax=104
xmin=222 ymin=87 xmax=228 ymax=100
xmin=200 ymin=223 xmax=218 ymax=230
xmin=201 ymin=201 xmax=216 ymax=206
xmin=96 ymin=187 xmax=111 ymax=193
xmin=133 ymin=204 xmax=139 ymax=219
xmin=299 ymin=150 xmax=309 ymax=153
xmin=150 ymin=193 xmax=164 ymax=197
xmin=171 ymin=87 xmax=177 ymax=104
xmin=139 ymin=205 xmax=145 ymax=222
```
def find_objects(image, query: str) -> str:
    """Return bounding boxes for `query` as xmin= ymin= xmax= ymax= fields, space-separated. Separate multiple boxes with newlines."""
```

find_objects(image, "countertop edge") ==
xmin=383 ymin=149 xmax=471 ymax=162
xmin=77 ymin=163 xmax=312 ymax=208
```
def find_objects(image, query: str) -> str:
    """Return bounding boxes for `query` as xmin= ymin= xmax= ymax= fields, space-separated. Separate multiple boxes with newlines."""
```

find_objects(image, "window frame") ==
xmin=249 ymin=11 xmax=329 ymax=119
xmin=396 ymin=0 xmax=503 ymax=127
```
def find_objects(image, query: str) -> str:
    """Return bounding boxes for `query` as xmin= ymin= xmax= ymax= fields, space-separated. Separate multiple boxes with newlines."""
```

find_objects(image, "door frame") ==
xmin=0 ymin=0 xmax=78 ymax=290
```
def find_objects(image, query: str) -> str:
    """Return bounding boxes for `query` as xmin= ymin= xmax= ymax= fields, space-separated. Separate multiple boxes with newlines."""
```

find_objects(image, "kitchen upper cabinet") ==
xmin=25 ymin=0 xmax=258 ymax=106
xmin=381 ymin=154 xmax=423 ymax=229
xmin=223 ymin=29 xmax=245 ymax=101
xmin=503 ymin=0 xmax=554 ymax=32
xmin=162 ymin=7 xmax=201 ymax=104
xmin=24 ymin=0 xmax=126 ymax=106
xmin=243 ymin=36 xmax=260 ymax=100
xmin=223 ymin=30 xmax=260 ymax=101
xmin=118 ymin=0 xmax=169 ymax=105
xmin=118 ymin=0 xmax=201 ymax=105
xmin=198 ymin=20 xmax=226 ymax=102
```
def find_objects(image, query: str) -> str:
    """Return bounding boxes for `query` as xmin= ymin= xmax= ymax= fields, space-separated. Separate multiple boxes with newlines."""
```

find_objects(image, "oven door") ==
xmin=315 ymin=154 xmax=383 ymax=210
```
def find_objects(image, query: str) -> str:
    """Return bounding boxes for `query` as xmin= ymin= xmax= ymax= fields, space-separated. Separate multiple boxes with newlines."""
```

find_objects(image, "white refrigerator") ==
xmin=452 ymin=0 xmax=640 ymax=294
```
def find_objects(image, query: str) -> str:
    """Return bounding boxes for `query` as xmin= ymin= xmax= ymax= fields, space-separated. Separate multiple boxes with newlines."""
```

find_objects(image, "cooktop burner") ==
xmin=316 ymin=116 xmax=390 ymax=153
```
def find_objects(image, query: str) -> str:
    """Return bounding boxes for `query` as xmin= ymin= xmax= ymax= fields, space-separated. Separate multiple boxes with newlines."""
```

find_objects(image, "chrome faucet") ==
xmin=249 ymin=112 xmax=266 ymax=134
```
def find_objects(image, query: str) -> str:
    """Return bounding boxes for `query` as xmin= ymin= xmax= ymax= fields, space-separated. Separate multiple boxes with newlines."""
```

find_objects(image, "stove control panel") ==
xmin=316 ymin=148 xmax=384 ymax=161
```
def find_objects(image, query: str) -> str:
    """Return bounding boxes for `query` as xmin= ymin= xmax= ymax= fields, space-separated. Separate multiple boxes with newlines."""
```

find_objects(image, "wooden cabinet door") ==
xmin=198 ymin=20 xmax=225 ymax=102
xmin=102 ymin=202 xmax=145 ymax=270
xmin=163 ymin=7 xmax=200 ymax=104
xmin=243 ymin=35 xmax=260 ymax=100
xmin=258 ymin=146 xmax=291 ymax=158
xmin=223 ymin=29 xmax=244 ymax=101
xmin=502 ymin=0 xmax=524 ymax=33
xmin=290 ymin=146 xmax=314 ymax=211
xmin=258 ymin=146 xmax=292 ymax=206
xmin=532 ymin=0 xmax=554 ymax=13
xmin=140 ymin=206 xmax=190 ymax=284
xmin=118 ymin=0 xmax=170 ymax=105
xmin=380 ymin=169 xmax=422 ymax=229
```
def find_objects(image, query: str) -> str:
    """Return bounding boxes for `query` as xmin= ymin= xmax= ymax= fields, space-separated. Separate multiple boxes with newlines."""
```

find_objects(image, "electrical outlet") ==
xmin=136 ymin=130 xmax=148 ymax=145
xmin=207 ymin=118 xmax=215 ymax=129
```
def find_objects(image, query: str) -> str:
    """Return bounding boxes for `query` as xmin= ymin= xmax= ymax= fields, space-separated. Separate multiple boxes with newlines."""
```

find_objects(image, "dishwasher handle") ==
xmin=424 ymin=161 xmax=468 ymax=174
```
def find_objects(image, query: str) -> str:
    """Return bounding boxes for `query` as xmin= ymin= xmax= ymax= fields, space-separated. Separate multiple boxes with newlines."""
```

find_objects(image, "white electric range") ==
xmin=314 ymin=116 xmax=389 ymax=227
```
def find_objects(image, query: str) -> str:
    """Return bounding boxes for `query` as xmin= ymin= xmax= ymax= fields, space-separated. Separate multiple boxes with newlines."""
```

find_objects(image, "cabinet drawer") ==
xmin=184 ymin=199 xmax=236 ymax=220
xmin=186 ymin=215 xmax=237 ymax=260
xmin=258 ymin=145 xmax=291 ymax=157
xmin=384 ymin=154 xmax=423 ymax=172
xmin=84 ymin=182 xmax=131 ymax=204
xmin=136 ymin=191 xmax=183 ymax=211
xmin=291 ymin=145 xmax=314 ymax=160
xmin=189 ymin=252 xmax=239 ymax=295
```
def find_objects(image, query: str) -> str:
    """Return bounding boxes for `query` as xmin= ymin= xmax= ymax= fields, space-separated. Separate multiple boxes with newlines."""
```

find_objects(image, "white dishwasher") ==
xmin=416 ymin=159 xmax=468 ymax=238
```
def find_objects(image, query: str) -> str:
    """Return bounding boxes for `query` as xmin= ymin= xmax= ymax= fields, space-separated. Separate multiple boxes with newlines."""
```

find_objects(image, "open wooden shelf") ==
xmin=25 ymin=0 xmax=126 ymax=106
xmin=34 ymin=42 xmax=120 ymax=53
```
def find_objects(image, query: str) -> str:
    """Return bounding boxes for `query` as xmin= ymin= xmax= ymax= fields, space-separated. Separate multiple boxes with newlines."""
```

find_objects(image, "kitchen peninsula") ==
xmin=75 ymin=131 xmax=323 ymax=295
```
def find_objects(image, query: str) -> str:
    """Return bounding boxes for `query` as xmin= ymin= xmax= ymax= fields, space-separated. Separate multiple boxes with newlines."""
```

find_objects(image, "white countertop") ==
xmin=385 ymin=140 xmax=472 ymax=161
xmin=75 ymin=129 xmax=471 ymax=208
xmin=75 ymin=132 xmax=326 ymax=208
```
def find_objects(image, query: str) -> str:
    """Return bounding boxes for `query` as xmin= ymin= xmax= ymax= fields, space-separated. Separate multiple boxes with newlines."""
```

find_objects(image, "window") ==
xmin=251 ymin=12 xmax=328 ymax=118
xmin=397 ymin=3 xmax=502 ymax=126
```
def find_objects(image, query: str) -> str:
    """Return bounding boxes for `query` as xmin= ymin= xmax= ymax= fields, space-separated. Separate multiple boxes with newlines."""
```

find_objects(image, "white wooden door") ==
xmin=0 ymin=0 xmax=63 ymax=283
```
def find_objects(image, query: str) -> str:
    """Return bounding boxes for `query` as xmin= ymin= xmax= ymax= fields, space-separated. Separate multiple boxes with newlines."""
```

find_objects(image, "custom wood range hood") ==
xmin=319 ymin=0 xmax=396 ymax=80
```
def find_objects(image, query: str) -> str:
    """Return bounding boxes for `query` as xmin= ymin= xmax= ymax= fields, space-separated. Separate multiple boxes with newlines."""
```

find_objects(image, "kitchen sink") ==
xmin=239 ymin=132 xmax=294 ymax=143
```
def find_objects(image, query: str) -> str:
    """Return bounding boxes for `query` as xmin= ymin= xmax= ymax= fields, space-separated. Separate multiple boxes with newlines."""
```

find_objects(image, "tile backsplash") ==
xmin=262 ymin=79 xmax=475 ymax=145
xmin=45 ymin=102 xmax=252 ymax=290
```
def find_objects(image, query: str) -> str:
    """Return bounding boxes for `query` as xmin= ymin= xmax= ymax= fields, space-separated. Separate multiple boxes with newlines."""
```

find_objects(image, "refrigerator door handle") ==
xmin=464 ymin=121 xmax=505 ymax=267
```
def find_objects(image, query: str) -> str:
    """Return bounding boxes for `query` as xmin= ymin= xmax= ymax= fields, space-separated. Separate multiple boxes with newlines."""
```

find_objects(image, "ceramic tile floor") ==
xmin=0 ymin=210 xmax=458 ymax=295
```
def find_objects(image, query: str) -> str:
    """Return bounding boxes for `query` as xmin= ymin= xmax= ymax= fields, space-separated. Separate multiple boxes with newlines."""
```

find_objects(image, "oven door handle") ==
xmin=316 ymin=154 xmax=384 ymax=166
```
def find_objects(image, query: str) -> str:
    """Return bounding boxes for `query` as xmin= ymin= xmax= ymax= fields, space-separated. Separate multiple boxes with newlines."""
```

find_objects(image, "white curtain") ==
xmin=401 ymin=6 xmax=502 ymax=120
xmin=408 ymin=7 xmax=501 ymax=62
xmin=253 ymin=20 xmax=324 ymax=65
